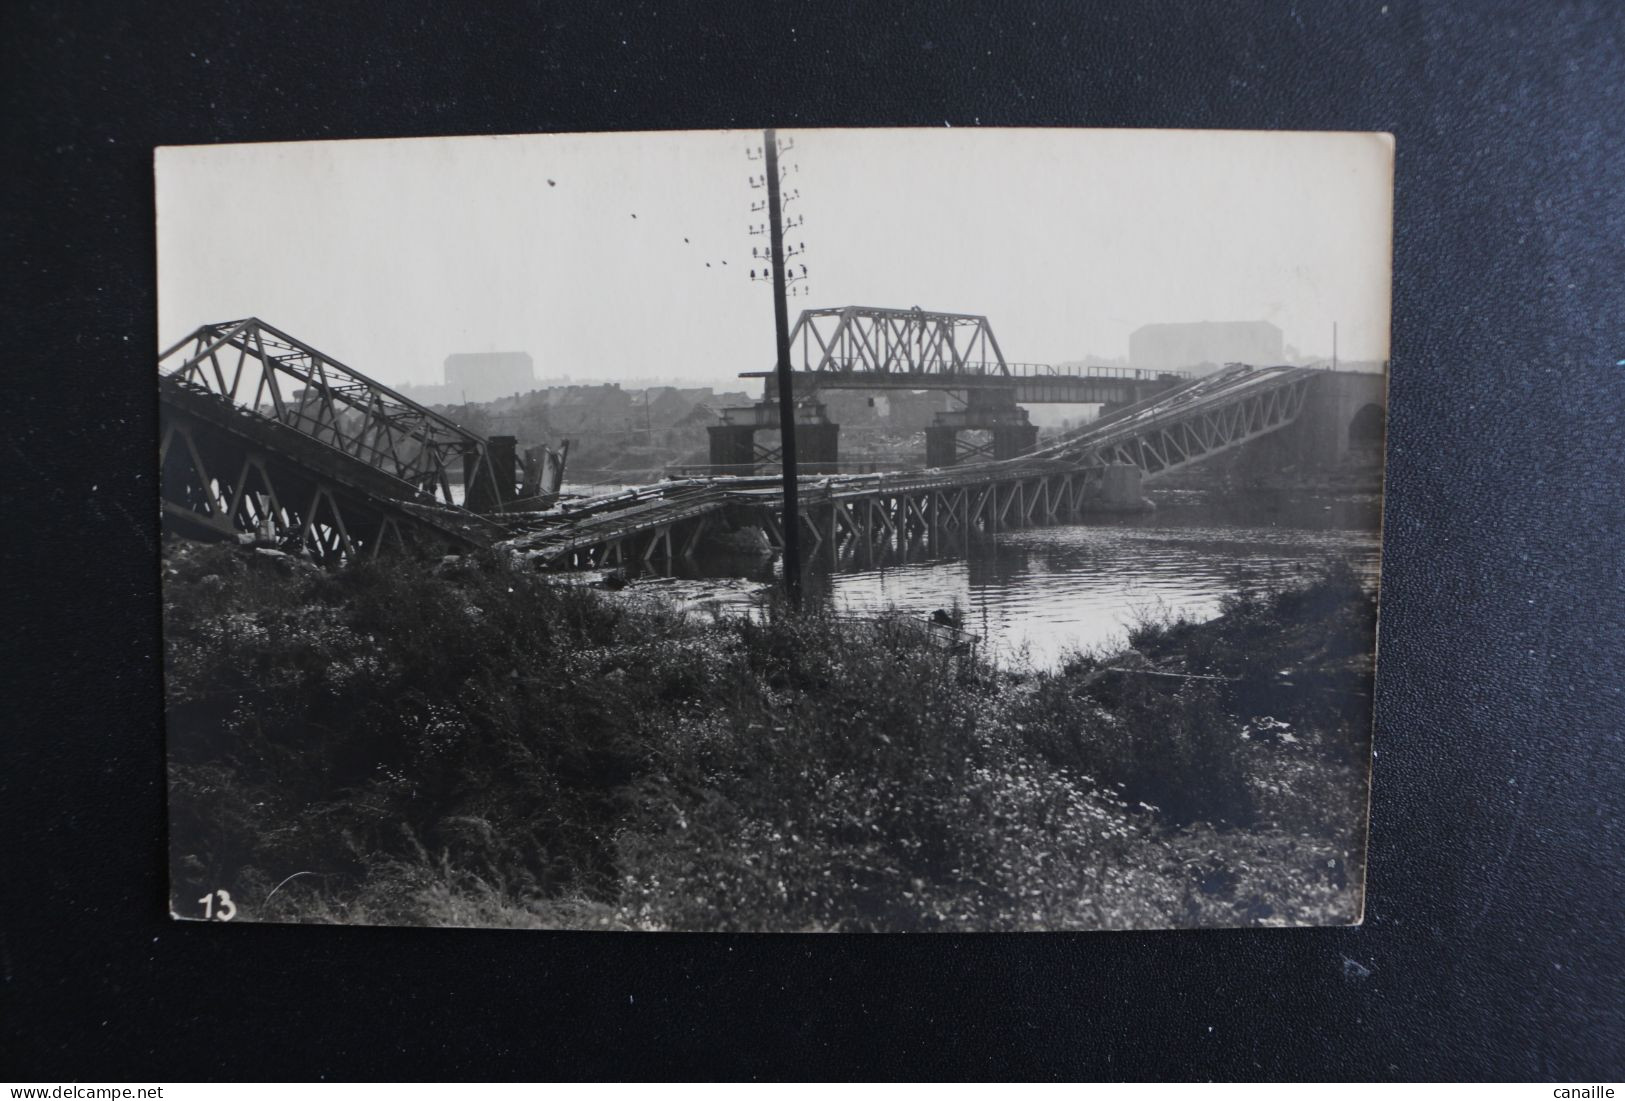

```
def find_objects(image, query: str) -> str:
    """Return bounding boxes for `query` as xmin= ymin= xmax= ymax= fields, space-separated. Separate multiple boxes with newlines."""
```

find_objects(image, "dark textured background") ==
xmin=3 ymin=0 xmax=1621 ymax=1081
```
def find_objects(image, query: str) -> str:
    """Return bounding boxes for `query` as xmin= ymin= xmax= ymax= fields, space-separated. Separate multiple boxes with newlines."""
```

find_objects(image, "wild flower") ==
xmin=164 ymin=542 xmax=1372 ymax=932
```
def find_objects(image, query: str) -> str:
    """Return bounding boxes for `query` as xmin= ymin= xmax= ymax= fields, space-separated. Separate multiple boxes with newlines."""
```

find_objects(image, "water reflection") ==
xmin=669 ymin=492 xmax=1382 ymax=670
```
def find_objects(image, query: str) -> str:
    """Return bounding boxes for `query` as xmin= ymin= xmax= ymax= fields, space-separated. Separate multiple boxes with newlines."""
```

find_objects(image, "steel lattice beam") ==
xmin=786 ymin=306 xmax=1010 ymax=376
xmin=503 ymin=365 xmax=1320 ymax=571
xmin=743 ymin=306 xmax=1190 ymax=402
xmin=158 ymin=318 xmax=515 ymax=564
xmin=158 ymin=407 xmax=492 ymax=565
xmin=1038 ymin=366 xmax=1313 ymax=480
xmin=158 ymin=318 xmax=509 ymax=509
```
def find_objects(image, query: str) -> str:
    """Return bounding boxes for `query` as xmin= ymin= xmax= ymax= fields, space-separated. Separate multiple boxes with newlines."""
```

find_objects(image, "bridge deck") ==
xmin=743 ymin=367 xmax=1187 ymax=404
xmin=160 ymin=310 xmax=1312 ymax=569
xmin=159 ymin=312 xmax=1322 ymax=567
xmin=497 ymin=364 xmax=1315 ymax=566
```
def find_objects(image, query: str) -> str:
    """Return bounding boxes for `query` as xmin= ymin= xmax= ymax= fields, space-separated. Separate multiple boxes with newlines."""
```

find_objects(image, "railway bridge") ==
xmin=159 ymin=319 xmax=553 ymax=562
xmin=506 ymin=361 xmax=1322 ymax=569
xmin=158 ymin=316 xmax=1380 ymax=570
xmin=714 ymin=306 xmax=1191 ymax=471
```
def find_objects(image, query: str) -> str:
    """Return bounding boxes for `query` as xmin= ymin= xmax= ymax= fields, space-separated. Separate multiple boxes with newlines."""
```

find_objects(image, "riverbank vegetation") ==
xmin=163 ymin=541 xmax=1376 ymax=931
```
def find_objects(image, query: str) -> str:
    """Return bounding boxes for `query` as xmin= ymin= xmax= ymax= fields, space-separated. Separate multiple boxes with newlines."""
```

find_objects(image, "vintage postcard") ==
xmin=158 ymin=128 xmax=1392 ymax=930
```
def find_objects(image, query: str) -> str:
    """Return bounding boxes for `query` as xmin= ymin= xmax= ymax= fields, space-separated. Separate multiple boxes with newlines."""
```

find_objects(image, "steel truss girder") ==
xmin=158 ymin=318 xmax=508 ymax=510
xmin=160 ymin=415 xmax=439 ymax=565
xmin=787 ymin=306 xmax=1010 ymax=378
xmin=514 ymin=368 xmax=1318 ymax=572
xmin=1054 ymin=375 xmax=1311 ymax=480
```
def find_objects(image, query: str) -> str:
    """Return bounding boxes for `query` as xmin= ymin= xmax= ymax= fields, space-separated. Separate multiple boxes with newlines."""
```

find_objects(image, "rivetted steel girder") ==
xmin=158 ymin=319 xmax=512 ymax=564
xmin=781 ymin=306 xmax=1009 ymax=377
xmin=507 ymin=365 xmax=1319 ymax=571
xmin=159 ymin=392 xmax=495 ymax=565
xmin=158 ymin=318 xmax=510 ymax=510
xmin=740 ymin=306 xmax=1188 ymax=402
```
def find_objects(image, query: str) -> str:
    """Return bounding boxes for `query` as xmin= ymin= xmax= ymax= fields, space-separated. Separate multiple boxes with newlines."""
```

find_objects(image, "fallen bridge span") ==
xmin=498 ymin=362 xmax=1315 ymax=569
xmin=159 ymin=318 xmax=1320 ymax=570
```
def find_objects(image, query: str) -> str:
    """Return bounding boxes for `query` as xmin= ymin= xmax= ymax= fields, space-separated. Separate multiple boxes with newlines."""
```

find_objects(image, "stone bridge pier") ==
xmin=1291 ymin=369 xmax=1387 ymax=464
xmin=706 ymin=400 xmax=841 ymax=475
xmin=1236 ymin=369 xmax=1387 ymax=473
xmin=924 ymin=388 xmax=1039 ymax=467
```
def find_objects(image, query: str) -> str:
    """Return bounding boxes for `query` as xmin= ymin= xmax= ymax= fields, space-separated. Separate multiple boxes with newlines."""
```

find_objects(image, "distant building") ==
xmin=1128 ymin=321 xmax=1284 ymax=373
xmin=442 ymin=351 xmax=536 ymax=402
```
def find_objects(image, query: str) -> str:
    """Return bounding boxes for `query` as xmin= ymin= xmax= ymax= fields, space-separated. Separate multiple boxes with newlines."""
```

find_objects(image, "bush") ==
xmin=164 ymin=542 xmax=1374 ymax=930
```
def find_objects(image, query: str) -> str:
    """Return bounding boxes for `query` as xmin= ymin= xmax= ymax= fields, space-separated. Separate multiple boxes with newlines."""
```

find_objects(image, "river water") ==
xmin=658 ymin=491 xmax=1383 ymax=670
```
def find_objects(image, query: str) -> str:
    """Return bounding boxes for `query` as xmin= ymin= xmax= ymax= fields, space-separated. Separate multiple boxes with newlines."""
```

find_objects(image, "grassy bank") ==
xmin=163 ymin=541 xmax=1376 ymax=931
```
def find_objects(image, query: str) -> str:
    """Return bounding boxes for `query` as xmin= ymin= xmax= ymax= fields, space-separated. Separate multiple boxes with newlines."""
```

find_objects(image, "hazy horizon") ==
xmin=157 ymin=128 xmax=1393 ymax=388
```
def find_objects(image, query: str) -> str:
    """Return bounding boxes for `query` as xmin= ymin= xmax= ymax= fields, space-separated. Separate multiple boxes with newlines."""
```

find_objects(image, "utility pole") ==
xmin=765 ymin=127 xmax=802 ymax=608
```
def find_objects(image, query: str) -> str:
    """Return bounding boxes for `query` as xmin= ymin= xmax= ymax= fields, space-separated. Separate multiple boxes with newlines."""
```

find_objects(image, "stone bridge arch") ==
xmin=1348 ymin=401 xmax=1385 ymax=456
xmin=1279 ymin=370 xmax=1388 ymax=466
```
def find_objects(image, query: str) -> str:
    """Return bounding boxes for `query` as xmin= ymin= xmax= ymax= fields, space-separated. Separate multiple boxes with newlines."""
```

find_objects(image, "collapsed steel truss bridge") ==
xmin=502 ymin=364 xmax=1314 ymax=569
xmin=159 ymin=317 xmax=1314 ymax=568
xmin=159 ymin=319 xmax=510 ymax=561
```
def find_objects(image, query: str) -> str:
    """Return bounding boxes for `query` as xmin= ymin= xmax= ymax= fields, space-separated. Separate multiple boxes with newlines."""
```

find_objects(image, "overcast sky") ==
xmin=157 ymin=128 xmax=1392 ymax=389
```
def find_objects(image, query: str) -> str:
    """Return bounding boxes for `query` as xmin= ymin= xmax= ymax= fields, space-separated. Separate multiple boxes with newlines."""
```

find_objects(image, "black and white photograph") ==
xmin=157 ymin=127 xmax=1393 ymax=932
